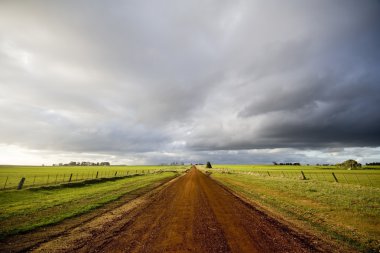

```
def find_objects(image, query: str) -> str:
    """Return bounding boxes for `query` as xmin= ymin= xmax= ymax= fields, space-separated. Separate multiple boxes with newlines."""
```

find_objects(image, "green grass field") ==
xmin=0 ymin=165 xmax=187 ymax=190
xmin=211 ymin=171 xmax=380 ymax=252
xmin=0 ymin=171 xmax=180 ymax=238
xmin=210 ymin=164 xmax=380 ymax=188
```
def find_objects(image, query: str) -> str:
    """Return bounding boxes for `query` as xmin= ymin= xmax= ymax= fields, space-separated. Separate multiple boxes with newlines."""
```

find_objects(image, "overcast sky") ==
xmin=0 ymin=0 xmax=379 ymax=165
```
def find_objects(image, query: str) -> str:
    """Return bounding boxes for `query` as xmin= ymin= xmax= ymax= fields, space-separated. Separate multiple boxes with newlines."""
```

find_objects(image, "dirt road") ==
xmin=28 ymin=167 xmax=329 ymax=253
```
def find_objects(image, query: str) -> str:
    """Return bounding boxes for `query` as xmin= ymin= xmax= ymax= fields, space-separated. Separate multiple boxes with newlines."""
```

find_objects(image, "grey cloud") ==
xmin=0 ymin=0 xmax=379 ymax=164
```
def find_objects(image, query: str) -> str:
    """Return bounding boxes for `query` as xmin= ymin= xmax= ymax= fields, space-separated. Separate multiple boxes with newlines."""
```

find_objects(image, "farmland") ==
xmin=1 ymin=164 xmax=379 ymax=252
xmin=208 ymin=165 xmax=380 ymax=252
xmin=1 ymin=167 xmax=337 ymax=253
xmin=0 ymin=165 xmax=187 ymax=190
xmin=211 ymin=164 xmax=380 ymax=187
xmin=0 ymin=165 xmax=186 ymax=238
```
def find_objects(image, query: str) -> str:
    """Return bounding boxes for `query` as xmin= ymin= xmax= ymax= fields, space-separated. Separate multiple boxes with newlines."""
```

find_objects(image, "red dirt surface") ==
xmin=5 ymin=167 xmax=336 ymax=252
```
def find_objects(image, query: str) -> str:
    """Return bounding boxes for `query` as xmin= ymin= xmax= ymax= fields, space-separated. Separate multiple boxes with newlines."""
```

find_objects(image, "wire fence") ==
xmin=213 ymin=169 xmax=380 ymax=188
xmin=0 ymin=168 xmax=184 ymax=191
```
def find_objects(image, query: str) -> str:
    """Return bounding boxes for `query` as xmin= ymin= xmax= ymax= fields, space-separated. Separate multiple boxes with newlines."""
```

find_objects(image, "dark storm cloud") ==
xmin=0 ymin=0 xmax=379 ymax=164
xmin=186 ymin=0 xmax=380 ymax=152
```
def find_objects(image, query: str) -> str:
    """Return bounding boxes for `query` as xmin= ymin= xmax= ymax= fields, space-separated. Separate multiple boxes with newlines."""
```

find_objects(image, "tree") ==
xmin=338 ymin=159 xmax=361 ymax=169
xmin=206 ymin=161 xmax=212 ymax=168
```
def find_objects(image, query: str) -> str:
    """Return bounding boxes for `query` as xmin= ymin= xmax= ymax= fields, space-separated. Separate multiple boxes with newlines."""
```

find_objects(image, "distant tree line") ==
xmin=272 ymin=162 xmax=301 ymax=166
xmin=366 ymin=162 xmax=380 ymax=166
xmin=52 ymin=161 xmax=110 ymax=166
xmin=159 ymin=161 xmax=185 ymax=166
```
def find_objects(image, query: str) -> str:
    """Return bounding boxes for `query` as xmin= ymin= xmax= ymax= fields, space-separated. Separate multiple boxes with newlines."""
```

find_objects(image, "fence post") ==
xmin=18 ymin=177 xmax=26 ymax=190
xmin=300 ymin=171 xmax=306 ymax=180
xmin=96 ymin=171 xmax=99 ymax=179
xmin=69 ymin=173 xmax=73 ymax=182
xmin=332 ymin=172 xmax=338 ymax=183
xmin=115 ymin=171 xmax=117 ymax=177
xmin=3 ymin=176 xmax=8 ymax=189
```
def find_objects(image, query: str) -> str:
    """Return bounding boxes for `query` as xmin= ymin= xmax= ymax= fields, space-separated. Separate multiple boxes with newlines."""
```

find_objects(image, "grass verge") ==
xmin=211 ymin=172 xmax=380 ymax=252
xmin=0 ymin=171 xmax=178 ymax=238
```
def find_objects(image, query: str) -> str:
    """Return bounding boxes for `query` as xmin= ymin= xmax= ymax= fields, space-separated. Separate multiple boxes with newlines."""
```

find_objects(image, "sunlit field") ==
xmin=0 ymin=165 xmax=187 ymax=190
xmin=205 ymin=165 xmax=380 ymax=252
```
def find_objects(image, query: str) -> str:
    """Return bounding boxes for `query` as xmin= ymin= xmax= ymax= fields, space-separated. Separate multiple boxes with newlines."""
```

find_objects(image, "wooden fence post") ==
xmin=18 ymin=177 xmax=26 ymax=190
xmin=332 ymin=172 xmax=338 ymax=183
xmin=96 ymin=171 xmax=99 ymax=179
xmin=69 ymin=173 xmax=73 ymax=182
xmin=114 ymin=171 xmax=117 ymax=177
xmin=301 ymin=171 xmax=306 ymax=180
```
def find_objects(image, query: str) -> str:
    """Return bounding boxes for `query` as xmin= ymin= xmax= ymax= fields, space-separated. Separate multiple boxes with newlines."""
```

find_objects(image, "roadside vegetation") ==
xmin=210 ymin=169 xmax=380 ymax=252
xmin=0 ymin=171 xmax=180 ymax=238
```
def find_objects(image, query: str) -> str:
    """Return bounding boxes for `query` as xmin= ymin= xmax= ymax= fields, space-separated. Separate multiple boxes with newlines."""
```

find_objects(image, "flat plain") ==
xmin=209 ymin=164 xmax=380 ymax=252
xmin=0 ymin=164 xmax=379 ymax=252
